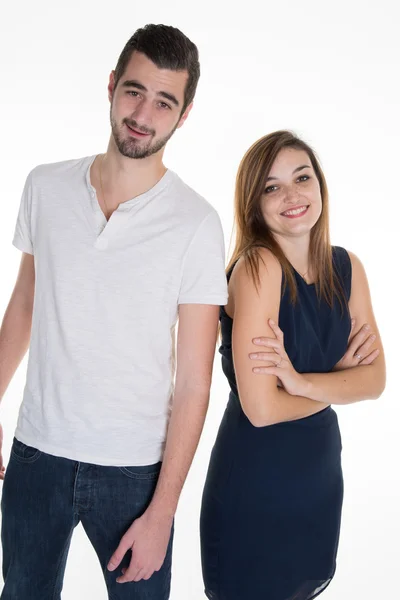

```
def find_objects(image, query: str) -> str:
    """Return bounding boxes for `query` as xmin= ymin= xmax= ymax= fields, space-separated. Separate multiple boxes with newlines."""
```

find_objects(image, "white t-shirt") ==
xmin=12 ymin=155 xmax=228 ymax=466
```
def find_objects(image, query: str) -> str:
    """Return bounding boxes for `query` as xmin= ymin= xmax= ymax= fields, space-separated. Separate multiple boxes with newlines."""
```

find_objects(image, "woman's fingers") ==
xmin=359 ymin=348 xmax=380 ymax=366
xmin=249 ymin=351 xmax=281 ymax=366
xmin=354 ymin=333 xmax=377 ymax=361
xmin=253 ymin=337 xmax=281 ymax=351
xmin=347 ymin=324 xmax=372 ymax=357
xmin=268 ymin=319 xmax=284 ymax=342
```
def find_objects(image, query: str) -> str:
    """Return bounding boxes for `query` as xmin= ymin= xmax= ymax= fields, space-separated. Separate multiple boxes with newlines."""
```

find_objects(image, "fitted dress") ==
xmin=200 ymin=247 xmax=352 ymax=600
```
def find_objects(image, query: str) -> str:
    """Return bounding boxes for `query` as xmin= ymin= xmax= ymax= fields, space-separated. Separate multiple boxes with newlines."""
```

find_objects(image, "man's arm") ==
xmin=0 ymin=252 xmax=35 ymax=479
xmin=0 ymin=253 xmax=35 ymax=403
xmin=108 ymin=303 xmax=219 ymax=582
xmin=146 ymin=303 xmax=219 ymax=518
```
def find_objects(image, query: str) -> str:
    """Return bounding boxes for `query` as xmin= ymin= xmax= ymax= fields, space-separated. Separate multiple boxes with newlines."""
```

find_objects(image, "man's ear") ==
xmin=177 ymin=102 xmax=194 ymax=129
xmin=108 ymin=71 xmax=116 ymax=103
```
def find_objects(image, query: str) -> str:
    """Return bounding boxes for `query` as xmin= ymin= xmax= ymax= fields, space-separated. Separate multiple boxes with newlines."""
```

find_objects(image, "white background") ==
xmin=0 ymin=0 xmax=399 ymax=598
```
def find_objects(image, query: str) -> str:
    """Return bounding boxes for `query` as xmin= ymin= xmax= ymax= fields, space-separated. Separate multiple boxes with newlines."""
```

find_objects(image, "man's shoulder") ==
xmin=169 ymin=170 xmax=217 ymax=218
xmin=28 ymin=155 xmax=94 ymax=185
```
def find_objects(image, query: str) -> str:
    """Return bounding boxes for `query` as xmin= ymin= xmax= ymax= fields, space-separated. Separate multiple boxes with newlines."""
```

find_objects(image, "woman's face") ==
xmin=260 ymin=148 xmax=322 ymax=239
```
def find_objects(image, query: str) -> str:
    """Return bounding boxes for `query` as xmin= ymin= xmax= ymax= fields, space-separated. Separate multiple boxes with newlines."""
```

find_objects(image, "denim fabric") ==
xmin=1 ymin=438 xmax=173 ymax=599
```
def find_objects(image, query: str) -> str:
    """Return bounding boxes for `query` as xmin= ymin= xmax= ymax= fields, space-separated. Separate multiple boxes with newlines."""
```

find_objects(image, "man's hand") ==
xmin=0 ymin=424 xmax=5 ymax=480
xmin=107 ymin=509 xmax=173 ymax=583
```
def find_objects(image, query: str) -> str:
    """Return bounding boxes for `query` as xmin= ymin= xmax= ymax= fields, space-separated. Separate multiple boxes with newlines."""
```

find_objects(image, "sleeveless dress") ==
xmin=200 ymin=247 xmax=352 ymax=600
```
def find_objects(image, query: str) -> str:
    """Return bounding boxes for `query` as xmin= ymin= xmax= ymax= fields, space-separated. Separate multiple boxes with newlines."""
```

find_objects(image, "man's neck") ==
xmin=99 ymin=140 xmax=167 ymax=207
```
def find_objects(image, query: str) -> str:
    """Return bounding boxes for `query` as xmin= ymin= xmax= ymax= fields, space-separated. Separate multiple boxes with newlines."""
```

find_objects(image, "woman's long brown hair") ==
xmin=227 ymin=130 xmax=345 ymax=307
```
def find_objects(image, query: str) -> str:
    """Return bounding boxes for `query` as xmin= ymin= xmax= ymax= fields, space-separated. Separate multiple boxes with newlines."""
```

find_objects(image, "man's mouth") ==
xmin=126 ymin=123 xmax=152 ymax=138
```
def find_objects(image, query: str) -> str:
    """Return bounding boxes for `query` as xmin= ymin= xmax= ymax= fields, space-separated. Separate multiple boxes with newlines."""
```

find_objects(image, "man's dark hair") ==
xmin=114 ymin=24 xmax=200 ymax=113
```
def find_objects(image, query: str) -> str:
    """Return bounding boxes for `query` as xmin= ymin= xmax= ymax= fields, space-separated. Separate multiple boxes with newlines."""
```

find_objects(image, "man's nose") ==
xmin=131 ymin=99 xmax=152 ymax=127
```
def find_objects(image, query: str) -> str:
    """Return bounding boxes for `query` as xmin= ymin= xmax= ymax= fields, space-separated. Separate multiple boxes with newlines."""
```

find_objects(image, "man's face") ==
xmin=109 ymin=52 xmax=192 ymax=159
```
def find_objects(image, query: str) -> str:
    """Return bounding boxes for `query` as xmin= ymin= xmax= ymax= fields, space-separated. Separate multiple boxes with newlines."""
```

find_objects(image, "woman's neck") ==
xmin=273 ymin=233 xmax=310 ymax=276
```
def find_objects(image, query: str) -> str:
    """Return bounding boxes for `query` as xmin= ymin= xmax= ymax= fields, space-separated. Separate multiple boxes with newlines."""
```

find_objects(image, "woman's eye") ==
xmin=298 ymin=175 xmax=310 ymax=182
xmin=264 ymin=185 xmax=278 ymax=194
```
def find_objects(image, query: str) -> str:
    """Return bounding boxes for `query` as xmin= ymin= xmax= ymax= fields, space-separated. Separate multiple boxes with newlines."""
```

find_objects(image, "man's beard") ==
xmin=111 ymin=115 xmax=178 ymax=160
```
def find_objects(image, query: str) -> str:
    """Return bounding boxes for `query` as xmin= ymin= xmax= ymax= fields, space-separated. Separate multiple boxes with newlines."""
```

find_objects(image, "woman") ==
xmin=200 ymin=131 xmax=386 ymax=600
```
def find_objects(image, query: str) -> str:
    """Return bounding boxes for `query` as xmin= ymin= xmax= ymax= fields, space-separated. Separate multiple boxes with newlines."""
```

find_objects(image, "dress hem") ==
xmin=204 ymin=570 xmax=336 ymax=600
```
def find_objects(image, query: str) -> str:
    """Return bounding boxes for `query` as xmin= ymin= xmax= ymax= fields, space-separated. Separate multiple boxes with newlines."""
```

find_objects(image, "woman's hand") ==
xmin=249 ymin=318 xmax=379 ymax=391
xmin=249 ymin=319 xmax=308 ymax=396
xmin=333 ymin=319 xmax=379 ymax=370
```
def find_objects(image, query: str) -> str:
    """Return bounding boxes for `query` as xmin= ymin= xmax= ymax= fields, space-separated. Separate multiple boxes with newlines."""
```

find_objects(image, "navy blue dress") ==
xmin=200 ymin=247 xmax=352 ymax=600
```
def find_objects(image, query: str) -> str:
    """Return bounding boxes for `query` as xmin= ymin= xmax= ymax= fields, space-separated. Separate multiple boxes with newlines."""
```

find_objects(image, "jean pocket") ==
xmin=118 ymin=462 xmax=162 ymax=480
xmin=11 ymin=437 xmax=42 ymax=463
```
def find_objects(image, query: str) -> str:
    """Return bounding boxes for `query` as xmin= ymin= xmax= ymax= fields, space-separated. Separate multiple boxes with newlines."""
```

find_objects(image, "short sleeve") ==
xmin=178 ymin=210 xmax=228 ymax=305
xmin=12 ymin=171 xmax=34 ymax=255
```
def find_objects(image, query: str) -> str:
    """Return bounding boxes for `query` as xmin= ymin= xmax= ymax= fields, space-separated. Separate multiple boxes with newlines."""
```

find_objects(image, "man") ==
xmin=0 ymin=24 xmax=227 ymax=599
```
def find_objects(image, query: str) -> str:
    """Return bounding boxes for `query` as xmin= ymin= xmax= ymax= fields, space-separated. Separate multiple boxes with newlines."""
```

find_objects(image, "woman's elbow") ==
xmin=361 ymin=362 xmax=386 ymax=401
xmin=238 ymin=388 xmax=281 ymax=427
xmin=371 ymin=376 xmax=386 ymax=400
xmin=243 ymin=404 xmax=276 ymax=428
xmin=373 ymin=363 xmax=386 ymax=399
xmin=247 ymin=415 xmax=269 ymax=428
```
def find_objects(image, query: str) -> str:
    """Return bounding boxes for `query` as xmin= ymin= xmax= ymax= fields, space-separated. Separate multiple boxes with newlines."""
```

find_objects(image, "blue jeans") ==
xmin=1 ymin=438 xmax=173 ymax=599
